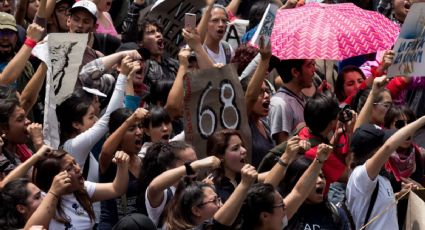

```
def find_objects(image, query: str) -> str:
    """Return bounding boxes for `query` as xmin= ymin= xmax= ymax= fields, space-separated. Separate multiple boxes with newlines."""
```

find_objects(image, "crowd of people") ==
xmin=0 ymin=0 xmax=424 ymax=229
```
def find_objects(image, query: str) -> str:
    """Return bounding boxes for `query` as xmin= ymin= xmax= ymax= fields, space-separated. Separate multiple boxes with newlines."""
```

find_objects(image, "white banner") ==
xmin=388 ymin=3 xmax=425 ymax=78
xmin=32 ymin=33 xmax=88 ymax=148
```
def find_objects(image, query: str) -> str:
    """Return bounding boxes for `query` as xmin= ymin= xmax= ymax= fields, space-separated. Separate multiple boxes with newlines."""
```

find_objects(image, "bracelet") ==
xmin=315 ymin=157 xmax=325 ymax=164
xmin=278 ymin=158 xmax=289 ymax=167
xmin=48 ymin=191 xmax=59 ymax=199
xmin=24 ymin=37 xmax=37 ymax=48
xmin=184 ymin=161 xmax=195 ymax=175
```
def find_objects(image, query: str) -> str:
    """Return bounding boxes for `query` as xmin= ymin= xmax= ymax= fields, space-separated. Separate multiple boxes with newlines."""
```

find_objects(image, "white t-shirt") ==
xmin=346 ymin=165 xmax=398 ymax=230
xmin=48 ymin=181 xmax=97 ymax=230
xmin=145 ymin=186 xmax=176 ymax=226
xmin=204 ymin=42 xmax=234 ymax=64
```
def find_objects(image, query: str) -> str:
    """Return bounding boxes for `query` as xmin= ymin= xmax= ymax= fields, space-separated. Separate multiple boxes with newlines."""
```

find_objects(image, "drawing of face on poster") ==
xmin=48 ymin=33 xmax=88 ymax=105
xmin=31 ymin=33 xmax=88 ymax=148
xmin=50 ymin=42 xmax=78 ymax=95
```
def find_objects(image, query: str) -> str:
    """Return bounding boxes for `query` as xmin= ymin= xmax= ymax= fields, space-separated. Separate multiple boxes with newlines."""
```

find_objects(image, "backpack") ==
xmin=221 ymin=41 xmax=232 ymax=64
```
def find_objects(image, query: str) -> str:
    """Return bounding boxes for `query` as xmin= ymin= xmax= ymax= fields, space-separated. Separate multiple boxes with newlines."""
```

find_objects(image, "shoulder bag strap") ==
xmin=364 ymin=181 xmax=379 ymax=228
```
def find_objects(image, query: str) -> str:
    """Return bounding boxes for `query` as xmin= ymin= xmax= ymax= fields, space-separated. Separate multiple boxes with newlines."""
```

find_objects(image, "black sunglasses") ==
xmin=394 ymin=120 xmax=408 ymax=129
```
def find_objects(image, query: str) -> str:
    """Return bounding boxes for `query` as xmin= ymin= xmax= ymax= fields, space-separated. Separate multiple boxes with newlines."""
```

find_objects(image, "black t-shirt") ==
xmin=99 ymin=162 xmax=141 ymax=229
xmin=249 ymin=118 xmax=274 ymax=168
xmin=285 ymin=202 xmax=349 ymax=230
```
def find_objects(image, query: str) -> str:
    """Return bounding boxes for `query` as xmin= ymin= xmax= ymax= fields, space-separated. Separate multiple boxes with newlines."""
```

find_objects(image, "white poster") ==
xmin=32 ymin=33 xmax=88 ymax=148
xmin=250 ymin=3 xmax=279 ymax=47
xmin=388 ymin=3 xmax=425 ymax=78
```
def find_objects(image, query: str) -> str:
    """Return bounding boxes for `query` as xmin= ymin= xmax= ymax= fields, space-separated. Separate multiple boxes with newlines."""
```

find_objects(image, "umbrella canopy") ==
xmin=271 ymin=3 xmax=400 ymax=60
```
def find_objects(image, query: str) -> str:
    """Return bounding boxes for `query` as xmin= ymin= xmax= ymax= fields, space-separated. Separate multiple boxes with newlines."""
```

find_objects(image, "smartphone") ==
xmin=185 ymin=13 xmax=197 ymax=29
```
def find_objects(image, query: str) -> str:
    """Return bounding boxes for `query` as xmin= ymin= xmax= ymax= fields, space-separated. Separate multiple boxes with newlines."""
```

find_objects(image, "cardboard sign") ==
xmin=183 ymin=64 xmax=252 ymax=160
xmin=224 ymin=19 xmax=249 ymax=51
xmin=250 ymin=3 xmax=278 ymax=47
xmin=147 ymin=0 xmax=206 ymax=58
xmin=32 ymin=33 xmax=88 ymax=148
xmin=388 ymin=3 xmax=425 ymax=78
xmin=405 ymin=189 xmax=425 ymax=230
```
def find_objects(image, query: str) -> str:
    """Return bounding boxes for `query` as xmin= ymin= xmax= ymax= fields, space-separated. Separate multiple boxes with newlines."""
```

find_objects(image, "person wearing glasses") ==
xmin=240 ymin=144 xmax=335 ymax=230
xmin=242 ymin=36 xmax=274 ymax=168
xmin=164 ymin=164 xmax=258 ymax=230
xmin=351 ymin=76 xmax=393 ymax=128
xmin=383 ymin=105 xmax=425 ymax=227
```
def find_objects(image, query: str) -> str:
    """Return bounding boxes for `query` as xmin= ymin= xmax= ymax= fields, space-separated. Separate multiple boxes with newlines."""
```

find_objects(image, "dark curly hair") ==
xmin=231 ymin=44 xmax=259 ymax=76
xmin=137 ymin=141 xmax=191 ymax=214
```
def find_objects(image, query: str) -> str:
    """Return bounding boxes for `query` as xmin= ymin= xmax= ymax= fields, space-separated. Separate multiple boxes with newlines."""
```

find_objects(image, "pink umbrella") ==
xmin=271 ymin=3 xmax=400 ymax=60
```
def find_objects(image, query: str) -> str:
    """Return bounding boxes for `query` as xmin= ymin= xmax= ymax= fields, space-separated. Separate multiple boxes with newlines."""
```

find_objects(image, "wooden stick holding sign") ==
xmin=183 ymin=64 xmax=252 ymax=161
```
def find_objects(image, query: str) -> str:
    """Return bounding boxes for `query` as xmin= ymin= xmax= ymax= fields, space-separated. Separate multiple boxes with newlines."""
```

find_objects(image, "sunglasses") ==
xmin=394 ymin=120 xmax=408 ymax=129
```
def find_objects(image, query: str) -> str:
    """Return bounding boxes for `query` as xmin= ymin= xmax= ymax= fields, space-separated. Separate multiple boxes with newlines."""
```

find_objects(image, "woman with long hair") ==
xmin=0 ymin=145 xmax=69 ymax=230
xmin=138 ymin=141 xmax=218 ymax=227
xmin=98 ymin=107 xmax=148 ymax=229
xmin=164 ymin=164 xmax=258 ymax=230
xmin=240 ymin=144 xmax=334 ymax=230
xmin=32 ymin=149 xmax=129 ymax=229
xmin=243 ymin=36 xmax=274 ymax=167
xmin=206 ymin=129 xmax=248 ymax=203
xmin=0 ymin=97 xmax=43 ymax=177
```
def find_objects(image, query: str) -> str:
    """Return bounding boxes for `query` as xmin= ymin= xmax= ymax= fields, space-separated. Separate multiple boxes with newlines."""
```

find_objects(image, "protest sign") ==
xmin=147 ymin=0 xmax=206 ymax=58
xmin=404 ymin=189 xmax=425 ymax=230
xmin=250 ymin=3 xmax=278 ymax=47
xmin=388 ymin=3 xmax=425 ymax=78
xmin=224 ymin=19 xmax=249 ymax=51
xmin=32 ymin=33 xmax=88 ymax=148
xmin=183 ymin=64 xmax=252 ymax=160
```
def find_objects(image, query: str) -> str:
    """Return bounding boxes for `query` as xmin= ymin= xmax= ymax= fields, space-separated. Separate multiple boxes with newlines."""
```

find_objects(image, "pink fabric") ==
xmin=96 ymin=13 xmax=118 ymax=38
xmin=385 ymin=146 xmax=417 ymax=182
xmin=270 ymin=3 xmax=400 ymax=60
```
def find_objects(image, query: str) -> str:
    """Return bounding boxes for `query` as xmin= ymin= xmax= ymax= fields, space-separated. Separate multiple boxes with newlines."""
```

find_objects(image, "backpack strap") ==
xmin=157 ymin=187 xmax=173 ymax=228
xmin=364 ymin=181 xmax=379 ymax=228
xmin=83 ymin=154 xmax=90 ymax=180
xmin=221 ymin=41 xmax=232 ymax=64
xmin=337 ymin=198 xmax=356 ymax=230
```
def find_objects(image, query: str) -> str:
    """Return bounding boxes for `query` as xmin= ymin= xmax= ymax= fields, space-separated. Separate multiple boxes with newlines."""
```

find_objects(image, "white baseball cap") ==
xmin=70 ymin=0 xmax=97 ymax=20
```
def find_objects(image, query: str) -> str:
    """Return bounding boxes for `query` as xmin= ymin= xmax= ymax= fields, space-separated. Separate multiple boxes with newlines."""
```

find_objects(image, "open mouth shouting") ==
xmin=217 ymin=28 xmax=225 ymax=37
xmin=157 ymin=39 xmax=164 ymax=50
xmin=262 ymin=100 xmax=270 ymax=110
xmin=0 ymin=44 xmax=13 ymax=54
xmin=315 ymin=186 xmax=324 ymax=195
xmin=161 ymin=134 xmax=170 ymax=141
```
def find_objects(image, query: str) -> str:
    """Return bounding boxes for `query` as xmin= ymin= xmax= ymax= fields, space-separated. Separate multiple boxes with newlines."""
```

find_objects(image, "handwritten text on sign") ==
xmin=148 ymin=0 xmax=205 ymax=58
xmin=388 ymin=3 xmax=425 ymax=77
xmin=183 ymin=65 xmax=251 ymax=160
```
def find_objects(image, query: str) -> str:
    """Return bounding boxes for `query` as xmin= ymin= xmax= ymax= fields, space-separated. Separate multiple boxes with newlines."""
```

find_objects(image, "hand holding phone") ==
xmin=185 ymin=13 xmax=196 ymax=29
